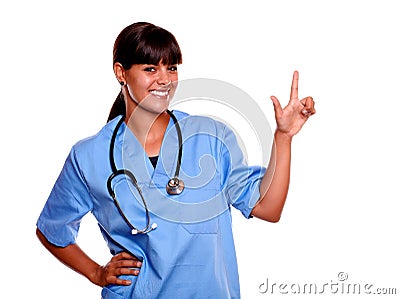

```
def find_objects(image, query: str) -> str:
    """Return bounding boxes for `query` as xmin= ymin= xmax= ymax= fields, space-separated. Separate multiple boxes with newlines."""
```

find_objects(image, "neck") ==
xmin=125 ymin=104 xmax=170 ymax=157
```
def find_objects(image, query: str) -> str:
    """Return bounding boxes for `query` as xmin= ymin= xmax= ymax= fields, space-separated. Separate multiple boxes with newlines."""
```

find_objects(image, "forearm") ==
xmin=251 ymin=130 xmax=292 ymax=222
xmin=36 ymin=228 xmax=103 ymax=286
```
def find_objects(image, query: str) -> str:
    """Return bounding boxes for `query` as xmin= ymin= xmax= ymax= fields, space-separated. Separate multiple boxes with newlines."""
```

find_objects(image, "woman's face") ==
xmin=123 ymin=62 xmax=178 ymax=115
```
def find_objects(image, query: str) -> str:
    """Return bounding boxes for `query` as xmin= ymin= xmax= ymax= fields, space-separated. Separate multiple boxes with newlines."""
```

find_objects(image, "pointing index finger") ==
xmin=290 ymin=71 xmax=299 ymax=103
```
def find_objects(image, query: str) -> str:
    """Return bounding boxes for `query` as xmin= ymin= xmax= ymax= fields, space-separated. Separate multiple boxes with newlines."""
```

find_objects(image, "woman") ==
xmin=36 ymin=22 xmax=315 ymax=298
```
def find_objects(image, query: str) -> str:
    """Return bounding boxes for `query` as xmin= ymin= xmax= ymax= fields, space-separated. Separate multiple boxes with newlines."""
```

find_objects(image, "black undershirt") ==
xmin=149 ymin=156 xmax=158 ymax=168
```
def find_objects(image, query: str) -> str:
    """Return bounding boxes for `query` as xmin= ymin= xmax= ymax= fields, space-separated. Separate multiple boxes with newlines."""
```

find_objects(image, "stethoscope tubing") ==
xmin=107 ymin=168 xmax=152 ymax=234
xmin=166 ymin=110 xmax=182 ymax=178
xmin=107 ymin=110 xmax=183 ymax=234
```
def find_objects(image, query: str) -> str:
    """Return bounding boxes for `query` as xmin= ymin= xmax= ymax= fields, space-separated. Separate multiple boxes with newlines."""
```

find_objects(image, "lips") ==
xmin=150 ymin=89 xmax=169 ymax=97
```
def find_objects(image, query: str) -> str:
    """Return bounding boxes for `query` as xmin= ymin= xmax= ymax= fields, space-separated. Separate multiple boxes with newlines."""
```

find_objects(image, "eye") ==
xmin=144 ymin=67 xmax=156 ymax=72
xmin=168 ymin=65 xmax=178 ymax=72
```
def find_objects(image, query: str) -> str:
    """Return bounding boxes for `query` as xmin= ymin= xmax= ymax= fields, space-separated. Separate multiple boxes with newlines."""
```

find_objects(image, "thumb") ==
xmin=270 ymin=96 xmax=283 ymax=118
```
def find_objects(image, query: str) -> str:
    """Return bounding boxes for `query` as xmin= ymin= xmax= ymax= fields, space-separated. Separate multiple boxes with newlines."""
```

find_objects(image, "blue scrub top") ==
xmin=37 ymin=111 xmax=266 ymax=299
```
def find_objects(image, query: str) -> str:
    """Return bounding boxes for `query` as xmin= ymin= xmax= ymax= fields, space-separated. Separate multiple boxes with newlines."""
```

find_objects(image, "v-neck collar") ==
xmin=116 ymin=114 xmax=179 ymax=187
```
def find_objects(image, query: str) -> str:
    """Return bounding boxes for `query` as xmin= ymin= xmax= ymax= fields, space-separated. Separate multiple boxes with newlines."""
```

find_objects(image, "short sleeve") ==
xmin=36 ymin=147 xmax=93 ymax=247
xmin=220 ymin=125 xmax=266 ymax=218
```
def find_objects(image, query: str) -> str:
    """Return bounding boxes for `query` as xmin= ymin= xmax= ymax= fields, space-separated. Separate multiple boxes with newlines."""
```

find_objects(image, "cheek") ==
xmin=169 ymin=82 xmax=179 ymax=97
xmin=129 ymin=79 xmax=153 ymax=100
xmin=135 ymin=77 xmax=153 ymax=90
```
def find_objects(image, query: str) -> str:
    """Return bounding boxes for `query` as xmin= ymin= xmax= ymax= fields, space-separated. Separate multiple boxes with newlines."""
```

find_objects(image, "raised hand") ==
xmin=270 ymin=71 xmax=315 ymax=137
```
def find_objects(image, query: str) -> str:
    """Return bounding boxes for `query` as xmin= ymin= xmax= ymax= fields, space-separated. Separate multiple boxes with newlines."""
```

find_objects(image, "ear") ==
xmin=113 ymin=62 xmax=126 ymax=85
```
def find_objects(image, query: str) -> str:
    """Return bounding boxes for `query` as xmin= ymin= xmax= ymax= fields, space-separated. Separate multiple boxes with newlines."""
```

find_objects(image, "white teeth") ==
xmin=150 ymin=90 xmax=169 ymax=97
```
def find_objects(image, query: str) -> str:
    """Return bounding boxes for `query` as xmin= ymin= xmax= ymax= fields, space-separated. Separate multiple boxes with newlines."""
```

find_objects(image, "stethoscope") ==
xmin=106 ymin=110 xmax=184 ymax=234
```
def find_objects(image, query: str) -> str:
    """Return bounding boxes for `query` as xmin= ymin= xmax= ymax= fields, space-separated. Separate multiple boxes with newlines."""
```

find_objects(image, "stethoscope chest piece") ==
xmin=166 ymin=177 xmax=185 ymax=195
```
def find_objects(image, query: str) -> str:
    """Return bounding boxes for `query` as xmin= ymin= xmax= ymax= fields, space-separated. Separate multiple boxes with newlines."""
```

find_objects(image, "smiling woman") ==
xmin=108 ymin=22 xmax=182 ymax=122
xmin=35 ymin=21 xmax=315 ymax=299
xmin=116 ymin=63 xmax=178 ymax=116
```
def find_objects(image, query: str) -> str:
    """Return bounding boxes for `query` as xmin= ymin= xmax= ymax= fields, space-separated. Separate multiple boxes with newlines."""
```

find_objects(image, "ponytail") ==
xmin=107 ymin=91 xmax=126 ymax=122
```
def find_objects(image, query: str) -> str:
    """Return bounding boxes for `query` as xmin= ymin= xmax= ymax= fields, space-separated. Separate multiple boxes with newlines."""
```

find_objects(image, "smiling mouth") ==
xmin=150 ymin=89 xmax=170 ymax=98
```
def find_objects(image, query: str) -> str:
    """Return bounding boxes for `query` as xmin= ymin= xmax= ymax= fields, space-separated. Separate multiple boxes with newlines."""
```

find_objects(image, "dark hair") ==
xmin=107 ymin=22 xmax=182 ymax=122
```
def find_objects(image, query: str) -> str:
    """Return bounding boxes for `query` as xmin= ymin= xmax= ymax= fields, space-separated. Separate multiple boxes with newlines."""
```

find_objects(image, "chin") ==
xmin=142 ymin=95 xmax=171 ymax=113
xmin=138 ymin=103 xmax=170 ymax=116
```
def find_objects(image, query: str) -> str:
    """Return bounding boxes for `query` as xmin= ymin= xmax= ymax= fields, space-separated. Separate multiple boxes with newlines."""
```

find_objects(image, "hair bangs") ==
xmin=135 ymin=28 xmax=182 ymax=66
xmin=113 ymin=22 xmax=182 ymax=70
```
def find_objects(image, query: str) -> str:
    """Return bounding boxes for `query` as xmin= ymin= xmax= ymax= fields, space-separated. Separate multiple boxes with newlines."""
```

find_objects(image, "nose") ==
xmin=156 ymin=69 xmax=171 ymax=86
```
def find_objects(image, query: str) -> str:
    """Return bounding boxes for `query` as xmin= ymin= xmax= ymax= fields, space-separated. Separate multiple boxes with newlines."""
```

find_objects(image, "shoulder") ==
xmin=71 ymin=116 xmax=122 ymax=156
xmin=172 ymin=109 xmax=229 ymax=137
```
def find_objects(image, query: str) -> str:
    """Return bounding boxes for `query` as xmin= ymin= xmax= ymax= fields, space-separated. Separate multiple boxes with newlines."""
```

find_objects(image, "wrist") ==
xmin=274 ymin=130 xmax=293 ymax=144
xmin=88 ymin=264 xmax=106 ymax=287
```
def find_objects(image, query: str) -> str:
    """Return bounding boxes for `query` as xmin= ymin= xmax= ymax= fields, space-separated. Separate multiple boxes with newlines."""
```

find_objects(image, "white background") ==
xmin=1 ymin=0 xmax=399 ymax=298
